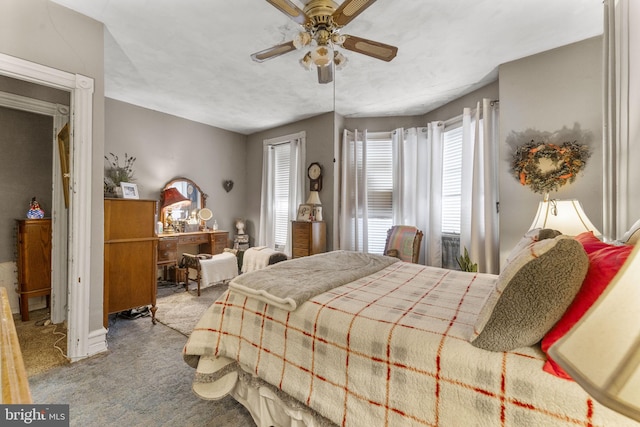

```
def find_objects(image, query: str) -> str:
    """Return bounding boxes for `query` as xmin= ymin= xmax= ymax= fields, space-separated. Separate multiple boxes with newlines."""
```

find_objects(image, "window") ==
xmin=365 ymin=133 xmax=393 ymax=254
xmin=441 ymin=124 xmax=463 ymax=268
xmin=259 ymin=131 xmax=305 ymax=255
xmin=442 ymin=125 xmax=463 ymax=234
xmin=272 ymin=143 xmax=290 ymax=251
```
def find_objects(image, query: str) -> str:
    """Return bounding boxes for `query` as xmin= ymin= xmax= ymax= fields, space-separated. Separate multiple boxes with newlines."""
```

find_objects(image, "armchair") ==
xmin=384 ymin=225 xmax=423 ymax=263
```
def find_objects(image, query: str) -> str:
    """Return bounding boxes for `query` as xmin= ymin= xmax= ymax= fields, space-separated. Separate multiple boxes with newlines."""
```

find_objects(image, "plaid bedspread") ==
xmin=184 ymin=259 xmax=639 ymax=427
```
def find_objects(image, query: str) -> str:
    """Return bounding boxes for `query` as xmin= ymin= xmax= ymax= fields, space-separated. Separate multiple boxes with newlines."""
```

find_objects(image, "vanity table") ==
xmin=158 ymin=177 xmax=229 ymax=284
xmin=157 ymin=229 xmax=229 ymax=276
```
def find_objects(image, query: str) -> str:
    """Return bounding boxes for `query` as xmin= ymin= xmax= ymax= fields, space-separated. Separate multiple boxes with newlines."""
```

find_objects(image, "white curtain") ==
xmin=391 ymin=125 xmax=443 ymax=266
xmin=339 ymin=129 xmax=368 ymax=252
xmin=258 ymin=133 xmax=306 ymax=256
xmin=603 ymin=0 xmax=637 ymax=240
xmin=338 ymin=126 xmax=443 ymax=266
xmin=460 ymin=99 xmax=499 ymax=274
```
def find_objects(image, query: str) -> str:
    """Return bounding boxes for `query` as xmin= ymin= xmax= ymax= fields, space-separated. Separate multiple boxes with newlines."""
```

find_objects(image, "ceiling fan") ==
xmin=251 ymin=0 xmax=398 ymax=84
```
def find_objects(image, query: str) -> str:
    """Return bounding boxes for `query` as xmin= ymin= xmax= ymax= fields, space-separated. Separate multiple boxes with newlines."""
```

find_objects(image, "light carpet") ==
xmin=29 ymin=299 xmax=255 ymax=426
xmin=14 ymin=307 xmax=69 ymax=376
xmin=154 ymin=281 xmax=227 ymax=336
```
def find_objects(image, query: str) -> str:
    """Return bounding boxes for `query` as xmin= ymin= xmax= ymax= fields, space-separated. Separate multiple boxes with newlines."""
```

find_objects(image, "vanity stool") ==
xmin=181 ymin=251 xmax=238 ymax=296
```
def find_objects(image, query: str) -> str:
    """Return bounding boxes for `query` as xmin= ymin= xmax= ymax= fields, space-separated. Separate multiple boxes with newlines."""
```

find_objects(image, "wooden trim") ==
xmin=0 ymin=287 xmax=32 ymax=403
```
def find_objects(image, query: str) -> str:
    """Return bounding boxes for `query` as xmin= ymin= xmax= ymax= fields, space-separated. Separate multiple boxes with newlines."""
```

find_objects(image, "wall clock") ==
xmin=308 ymin=162 xmax=323 ymax=191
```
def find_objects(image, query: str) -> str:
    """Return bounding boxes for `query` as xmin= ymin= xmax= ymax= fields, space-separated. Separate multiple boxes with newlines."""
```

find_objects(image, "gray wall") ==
xmin=0 ymin=107 xmax=53 ymax=261
xmin=0 ymin=0 xmax=105 ymax=328
xmin=105 ymin=98 xmax=247 ymax=237
xmin=499 ymin=36 xmax=603 ymax=265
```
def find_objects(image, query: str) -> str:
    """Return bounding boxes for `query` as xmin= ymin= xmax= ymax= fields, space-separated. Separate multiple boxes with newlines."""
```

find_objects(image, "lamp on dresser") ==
xmin=161 ymin=187 xmax=191 ymax=233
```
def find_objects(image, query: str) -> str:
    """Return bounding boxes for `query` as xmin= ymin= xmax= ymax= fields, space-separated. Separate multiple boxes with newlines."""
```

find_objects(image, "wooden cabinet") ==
xmin=104 ymin=199 xmax=158 ymax=327
xmin=16 ymin=219 xmax=52 ymax=321
xmin=291 ymin=221 xmax=326 ymax=258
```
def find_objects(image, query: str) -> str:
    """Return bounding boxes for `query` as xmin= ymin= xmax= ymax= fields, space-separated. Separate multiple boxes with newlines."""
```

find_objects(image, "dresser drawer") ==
xmin=157 ymin=238 xmax=178 ymax=263
xmin=292 ymin=248 xmax=309 ymax=258
xmin=179 ymin=233 xmax=208 ymax=245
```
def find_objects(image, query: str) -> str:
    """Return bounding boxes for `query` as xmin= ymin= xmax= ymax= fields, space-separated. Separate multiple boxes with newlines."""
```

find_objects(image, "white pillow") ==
xmin=503 ymin=228 xmax=562 ymax=269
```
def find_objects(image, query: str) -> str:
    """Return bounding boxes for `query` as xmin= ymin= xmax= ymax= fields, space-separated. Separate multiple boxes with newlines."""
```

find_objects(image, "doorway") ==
xmin=0 ymin=91 xmax=70 ymax=326
xmin=0 ymin=52 xmax=103 ymax=361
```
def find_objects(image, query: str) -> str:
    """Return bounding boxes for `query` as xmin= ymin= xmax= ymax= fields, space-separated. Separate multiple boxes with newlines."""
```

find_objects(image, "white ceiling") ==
xmin=51 ymin=0 xmax=602 ymax=135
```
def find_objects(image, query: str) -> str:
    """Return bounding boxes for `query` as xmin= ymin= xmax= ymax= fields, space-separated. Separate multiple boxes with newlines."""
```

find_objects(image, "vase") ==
xmin=114 ymin=187 xmax=123 ymax=198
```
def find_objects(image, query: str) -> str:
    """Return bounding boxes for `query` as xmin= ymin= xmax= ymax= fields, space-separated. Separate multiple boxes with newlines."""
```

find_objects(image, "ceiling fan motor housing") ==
xmin=304 ymin=0 xmax=339 ymax=26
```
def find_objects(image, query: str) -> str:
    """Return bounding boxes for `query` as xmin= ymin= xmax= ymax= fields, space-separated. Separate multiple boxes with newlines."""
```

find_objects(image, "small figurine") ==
xmin=27 ymin=197 xmax=45 ymax=219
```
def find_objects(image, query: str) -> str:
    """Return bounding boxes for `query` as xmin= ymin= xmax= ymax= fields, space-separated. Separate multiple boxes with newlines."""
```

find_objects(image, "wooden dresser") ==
xmin=104 ymin=199 xmax=158 ymax=327
xmin=16 ymin=219 xmax=51 ymax=321
xmin=291 ymin=221 xmax=326 ymax=258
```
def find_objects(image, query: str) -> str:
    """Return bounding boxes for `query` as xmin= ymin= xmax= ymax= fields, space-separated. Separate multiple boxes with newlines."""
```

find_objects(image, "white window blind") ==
xmin=366 ymin=134 xmax=393 ymax=255
xmin=273 ymin=143 xmax=290 ymax=250
xmin=442 ymin=125 xmax=462 ymax=234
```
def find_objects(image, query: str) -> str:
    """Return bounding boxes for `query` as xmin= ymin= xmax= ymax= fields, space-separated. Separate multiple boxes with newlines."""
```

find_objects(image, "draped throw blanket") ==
xmin=229 ymin=250 xmax=398 ymax=311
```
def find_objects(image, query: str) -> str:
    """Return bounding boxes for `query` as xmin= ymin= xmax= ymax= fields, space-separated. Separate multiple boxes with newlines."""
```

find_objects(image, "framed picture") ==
xmin=296 ymin=204 xmax=312 ymax=221
xmin=121 ymin=182 xmax=139 ymax=199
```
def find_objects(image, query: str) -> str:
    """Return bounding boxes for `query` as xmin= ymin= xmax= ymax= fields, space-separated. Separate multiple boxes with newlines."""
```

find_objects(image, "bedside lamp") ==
xmin=161 ymin=187 xmax=191 ymax=233
xmin=529 ymin=198 xmax=601 ymax=236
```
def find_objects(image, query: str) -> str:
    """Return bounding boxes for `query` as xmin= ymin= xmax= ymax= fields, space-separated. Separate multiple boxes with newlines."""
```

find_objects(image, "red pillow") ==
xmin=541 ymin=233 xmax=633 ymax=379
xmin=574 ymin=231 xmax=610 ymax=254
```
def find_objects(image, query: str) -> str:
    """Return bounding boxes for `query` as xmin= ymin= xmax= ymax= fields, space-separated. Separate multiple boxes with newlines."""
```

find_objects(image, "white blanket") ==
xmin=241 ymin=246 xmax=277 ymax=273
xmin=199 ymin=252 xmax=238 ymax=287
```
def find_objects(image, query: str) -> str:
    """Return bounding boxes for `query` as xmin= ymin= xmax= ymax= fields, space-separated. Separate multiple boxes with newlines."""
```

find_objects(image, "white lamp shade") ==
xmin=549 ymin=243 xmax=640 ymax=421
xmin=306 ymin=191 xmax=321 ymax=205
xmin=529 ymin=199 xmax=601 ymax=236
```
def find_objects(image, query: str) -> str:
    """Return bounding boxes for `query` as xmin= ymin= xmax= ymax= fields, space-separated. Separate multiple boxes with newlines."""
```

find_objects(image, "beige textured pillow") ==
xmin=471 ymin=235 xmax=588 ymax=352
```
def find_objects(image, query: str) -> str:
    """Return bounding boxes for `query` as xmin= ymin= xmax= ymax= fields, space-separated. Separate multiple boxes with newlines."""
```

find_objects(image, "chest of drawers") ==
xmin=291 ymin=221 xmax=326 ymax=258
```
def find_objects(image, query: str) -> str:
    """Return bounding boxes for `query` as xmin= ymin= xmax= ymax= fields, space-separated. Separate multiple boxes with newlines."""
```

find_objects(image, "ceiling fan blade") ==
xmin=317 ymin=64 xmax=334 ymax=84
xmin=341 ymin=35 xmax=398 ymax=62
xmin=266 ymin=0 xmax=310 ymax=26
xmin=251 ymin=41 xmax=297 ymax=63
xmin=332 ymin=0 xmax=378 ymax=27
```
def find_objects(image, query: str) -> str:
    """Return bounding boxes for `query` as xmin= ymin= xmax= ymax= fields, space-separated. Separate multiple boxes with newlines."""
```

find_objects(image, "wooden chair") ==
xmin=384 ymin=225 xmax=423 ymax=263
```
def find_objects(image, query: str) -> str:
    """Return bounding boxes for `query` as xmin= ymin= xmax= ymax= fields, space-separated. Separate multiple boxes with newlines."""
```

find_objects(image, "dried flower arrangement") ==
xmin=507 ymin=125 xmax=592 ymax=195
xmin=104 ymin=152 xmax=136 ymax=194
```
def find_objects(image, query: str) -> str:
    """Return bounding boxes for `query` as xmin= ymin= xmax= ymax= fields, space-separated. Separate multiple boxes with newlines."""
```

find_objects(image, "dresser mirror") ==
xmin=160 ymin=178 xmax=208 ymax=231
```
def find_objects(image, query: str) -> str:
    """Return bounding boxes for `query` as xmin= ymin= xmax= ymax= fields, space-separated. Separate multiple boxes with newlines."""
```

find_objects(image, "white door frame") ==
xmin=0 ymin=52 xmax=100 ymax=361
xmin=0 ymin=92 xmax=69 ymax=325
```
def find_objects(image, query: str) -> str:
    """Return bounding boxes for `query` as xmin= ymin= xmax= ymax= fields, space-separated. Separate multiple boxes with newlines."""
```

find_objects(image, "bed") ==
xmin=183 ymin=233 xmax=640 ymax=427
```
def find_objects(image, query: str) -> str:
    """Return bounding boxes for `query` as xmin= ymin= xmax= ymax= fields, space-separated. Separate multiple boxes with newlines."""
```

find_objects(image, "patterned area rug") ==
xmin=154 ymin=281 xmax=227 ymax=336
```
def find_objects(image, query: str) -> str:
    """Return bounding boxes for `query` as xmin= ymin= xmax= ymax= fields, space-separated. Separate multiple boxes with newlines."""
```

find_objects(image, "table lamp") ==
xmin=529 ymin=198 xmax=601 ymax=236
xmin=161 ymin=187 xmax=191 ymax=233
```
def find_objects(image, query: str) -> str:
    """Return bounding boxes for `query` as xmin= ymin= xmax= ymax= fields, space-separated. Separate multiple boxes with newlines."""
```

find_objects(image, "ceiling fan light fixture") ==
xmin=331 ymin=33 xmax=346 ymax=45
xmin=293 ymin=31 xmax=312 ymax=49
xmin=334 ymin=50 xmax=348 ymax=70
xmin=310 ymin=44 xmax=334 ymax=67
xmin=300 ymin=52 xmax=313 ymax=70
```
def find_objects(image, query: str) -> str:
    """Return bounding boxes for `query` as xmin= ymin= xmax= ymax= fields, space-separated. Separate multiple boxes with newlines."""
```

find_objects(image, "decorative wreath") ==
xmin=511 ymin=140 xmax=591 ymax=194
